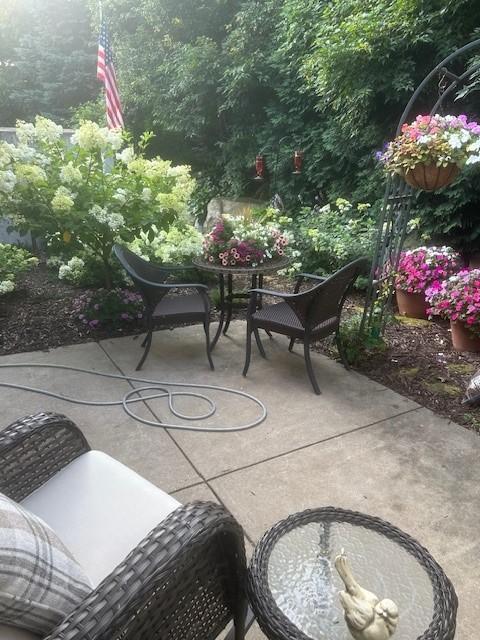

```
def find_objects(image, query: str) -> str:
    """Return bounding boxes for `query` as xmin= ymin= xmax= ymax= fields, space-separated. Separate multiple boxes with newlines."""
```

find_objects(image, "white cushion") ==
xmin=0 ymin=624 xmax=40 ymax=640
xmin=21 ymin=451 xmax=181 ymax=588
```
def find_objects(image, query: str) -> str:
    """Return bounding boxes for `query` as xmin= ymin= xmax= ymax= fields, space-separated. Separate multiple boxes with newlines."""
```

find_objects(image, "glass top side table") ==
xmin=248 ymin=508 xmax=457 ymax=640
xmin=192 ymin=257 xmax=290 ymax=348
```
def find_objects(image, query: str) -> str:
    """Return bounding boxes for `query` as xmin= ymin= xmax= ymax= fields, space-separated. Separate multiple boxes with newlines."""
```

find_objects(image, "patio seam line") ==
xmin=96 ymin=339 xmax=203 ymax=480
xmin=205 ymin=405 xmax=423 ymax=483
xmin=95 ymin=340 xmax=253 ymax=541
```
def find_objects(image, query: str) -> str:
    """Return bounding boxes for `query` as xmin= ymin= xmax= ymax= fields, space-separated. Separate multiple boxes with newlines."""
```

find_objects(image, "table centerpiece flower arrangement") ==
xmin=377 ymin=114 xmax=480 ymax=190
xmin=203 ymin=216 xmax=291 ymax=268
xmin=426 ymin=269 xmax=480 ymax=352
xmin=394 ymin=246 xmax=461 ymax=319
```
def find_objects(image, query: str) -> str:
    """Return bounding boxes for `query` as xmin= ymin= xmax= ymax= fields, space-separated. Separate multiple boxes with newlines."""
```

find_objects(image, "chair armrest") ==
xmin=0 ymin=413 xmax=90 ymax=501
xmin=132 ymin=271 xmax=209 ymax=292
xmin=249 ymin=288 xmax=299 ymax=300
xmin=46 ymin=501 xmax=248 ymax=640
xmin=294 ymin=272 xmax=327 ymax=293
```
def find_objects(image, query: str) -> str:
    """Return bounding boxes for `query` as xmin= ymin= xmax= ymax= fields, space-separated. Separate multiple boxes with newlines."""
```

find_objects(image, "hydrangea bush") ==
xmin=395 ymin=246 xmax=461 ymax=294
xmin=378 ymin=114 xmax=480 ymax=173
xmin=426 ymin=270 xmax=480 ymax=334
xmin=0 ymin=117 xmax=196 ymax=288
xmin=0 ymin=243 xmax=38 ymax=295
xmin=203 ymin=216 xmax=291 ymax=267
xmin=129 ymin=223 xmax=203 ymax=264
xmin=72 ymin=288 xmax=144 ymax=329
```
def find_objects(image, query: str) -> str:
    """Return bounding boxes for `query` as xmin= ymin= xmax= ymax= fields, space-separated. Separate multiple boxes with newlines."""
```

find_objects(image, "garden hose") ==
xmin=0 ymin=363 xmax=267 ymax=432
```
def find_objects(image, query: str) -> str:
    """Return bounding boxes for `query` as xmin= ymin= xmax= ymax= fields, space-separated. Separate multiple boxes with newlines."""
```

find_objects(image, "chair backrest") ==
xmin=288 ymin=257 xmax=369 ymax=331
xmin=113 ymin=244 xmax=169 ymax=285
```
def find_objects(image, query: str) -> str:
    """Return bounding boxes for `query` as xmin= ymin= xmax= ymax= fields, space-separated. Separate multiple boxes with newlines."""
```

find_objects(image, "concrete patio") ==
xmin=1 ymin=320 xmax=479 ymax=638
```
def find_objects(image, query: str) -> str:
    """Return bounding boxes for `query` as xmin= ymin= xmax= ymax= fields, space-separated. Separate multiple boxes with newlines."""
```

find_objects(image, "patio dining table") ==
xmin=192 ymin=256 xmax=290 ymax=348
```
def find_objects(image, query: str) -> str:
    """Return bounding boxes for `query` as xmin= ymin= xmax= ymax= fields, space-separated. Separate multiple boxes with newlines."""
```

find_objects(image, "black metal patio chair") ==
xmin=243 ymin=257 xmax=369 ymax=394
xmin=113 ymin=244 xmax=214 ymax=371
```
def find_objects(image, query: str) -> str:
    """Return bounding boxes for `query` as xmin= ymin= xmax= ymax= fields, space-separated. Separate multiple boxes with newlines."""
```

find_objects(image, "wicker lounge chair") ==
xmin=113 ymin=244 xmax=214 ymax=371
xmin=243 ymin=257 xmax=369 ymax=394
xmin=0 ymin=412 xmax=248 ymax=640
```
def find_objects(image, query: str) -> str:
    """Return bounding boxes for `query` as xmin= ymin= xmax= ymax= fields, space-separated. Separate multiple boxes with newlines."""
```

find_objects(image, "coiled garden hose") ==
xmin=0 ymin=363 xmax=267 ymax=432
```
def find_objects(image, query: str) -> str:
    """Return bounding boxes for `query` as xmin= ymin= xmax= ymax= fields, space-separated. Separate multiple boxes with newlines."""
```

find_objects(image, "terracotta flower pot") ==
xmin=403 ymin=163 xmax=459 ymax=191
xmin=396 ymin=288 xmax=428 ymax=319
xmin=450 ymin=321 xmax=480 ymax=352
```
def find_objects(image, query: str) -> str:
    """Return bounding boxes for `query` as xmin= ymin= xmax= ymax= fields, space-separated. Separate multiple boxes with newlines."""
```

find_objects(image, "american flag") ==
xmin=97 ymin=19 xmax=124 ymax=129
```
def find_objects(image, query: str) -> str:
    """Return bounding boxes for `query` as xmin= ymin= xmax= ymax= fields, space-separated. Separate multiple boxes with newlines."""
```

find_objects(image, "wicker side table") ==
xmin=248 ymin=508 xmax=457 ymax=640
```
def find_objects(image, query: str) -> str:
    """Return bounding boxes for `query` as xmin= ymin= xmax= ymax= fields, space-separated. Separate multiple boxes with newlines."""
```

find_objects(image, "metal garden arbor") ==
xmin=361 ymin=38 xmax=480 ymax=336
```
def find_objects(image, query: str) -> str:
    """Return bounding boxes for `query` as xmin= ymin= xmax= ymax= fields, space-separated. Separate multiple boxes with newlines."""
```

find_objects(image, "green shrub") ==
xmin=256 ymin=199 xmax=376 ymax=282
xmin=0 ymin=242 xmax=38 ymax=295
xmin=338 ymin=311 xmax=385 ymax=366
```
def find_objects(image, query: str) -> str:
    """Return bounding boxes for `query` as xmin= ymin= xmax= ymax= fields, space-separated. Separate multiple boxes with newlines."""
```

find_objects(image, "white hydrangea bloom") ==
xmin=34 ymin=116 xmax=63 ymax=143
xmin=116 ymin=147 xmax=135 ymax=164
xmin=10 ymin=144 xmax=36 ymax=163
xmin=60 ymin=161 xmax=82 ymax=185
xmin=58 ymin=257 xmax=85 ymax=284
xmin=103 ymin=127 xmax=123 ymax=150
xmin=112 ymin=188 xmax=127 ymax=204
xmin=141 ymin=187 xmax=152 ymax=202
xmin=15 ymin=163 xmax=47 ymax=186
xmin=51 ymin=186 xmax=75 ymax=211
xmin=0 ymin=280 xmax=15 ymax=295
xmin=0 ymin=170 xmax=16 ymax=193
xmin=15 ymin=121 xmax=36 ymax=145
xmin=90 ymin=204 xmax=125 ymax=231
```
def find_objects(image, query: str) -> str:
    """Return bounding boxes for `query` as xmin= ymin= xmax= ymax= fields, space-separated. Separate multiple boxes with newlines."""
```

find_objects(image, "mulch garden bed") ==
xmin=1 ymin=266 xmax=479 ymax=433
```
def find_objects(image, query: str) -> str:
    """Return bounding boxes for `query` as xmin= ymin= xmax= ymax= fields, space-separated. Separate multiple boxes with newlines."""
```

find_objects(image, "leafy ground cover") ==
xmin=1 ymin=265 xmax=479 ymax=433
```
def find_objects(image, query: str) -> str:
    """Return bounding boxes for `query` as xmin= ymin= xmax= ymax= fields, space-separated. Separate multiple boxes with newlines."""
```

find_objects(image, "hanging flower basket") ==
xmin=376 ymin=114 xmax=480 ymax=191
xmin=402 ymin=163 xmax=459 ymax=191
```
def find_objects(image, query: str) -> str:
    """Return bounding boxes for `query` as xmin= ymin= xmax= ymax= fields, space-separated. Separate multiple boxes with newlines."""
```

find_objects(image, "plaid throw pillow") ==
xmin=0 ymin=492 xmax=92 ymax=635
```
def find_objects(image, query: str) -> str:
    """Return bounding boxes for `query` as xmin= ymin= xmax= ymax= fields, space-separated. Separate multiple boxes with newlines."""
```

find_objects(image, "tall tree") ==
xmin=0 ymin=0 xmax=98 ymax=125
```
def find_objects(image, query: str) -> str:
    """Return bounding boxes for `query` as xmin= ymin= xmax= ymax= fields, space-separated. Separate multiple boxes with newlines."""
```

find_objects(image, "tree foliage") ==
xmin=0 ymin=0 xmax=98 ymax=125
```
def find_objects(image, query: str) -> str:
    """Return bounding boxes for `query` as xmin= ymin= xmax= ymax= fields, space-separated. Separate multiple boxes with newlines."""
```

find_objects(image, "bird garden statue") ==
xmin=335 ymin=551 xmax=399 ymax=640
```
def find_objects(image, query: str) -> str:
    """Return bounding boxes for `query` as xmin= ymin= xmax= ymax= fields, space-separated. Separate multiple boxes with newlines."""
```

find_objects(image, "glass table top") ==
xmin=267 ymin=520 xmax=434 ymax=640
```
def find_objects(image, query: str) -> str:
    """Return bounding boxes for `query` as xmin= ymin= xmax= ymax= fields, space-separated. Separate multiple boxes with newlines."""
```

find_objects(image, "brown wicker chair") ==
xmin=243 ymin=257 xmax=369 ymax=394
xmin=0 ymin=412 xmax=248 ymax=640
xmin=113 ymin=244 xmax=213 ymax=371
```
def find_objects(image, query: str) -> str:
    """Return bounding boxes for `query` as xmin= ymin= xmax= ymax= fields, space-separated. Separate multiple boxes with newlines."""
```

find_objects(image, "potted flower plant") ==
xmin=378 ymin=114 xmax=480 ymax=191
xmin=395 ymin=246 xmax=461 ymax=319
xmin=203 ymin=216 xmax=290 ymax=267
xmin=426 ymin=269 xmax=480 ymax=352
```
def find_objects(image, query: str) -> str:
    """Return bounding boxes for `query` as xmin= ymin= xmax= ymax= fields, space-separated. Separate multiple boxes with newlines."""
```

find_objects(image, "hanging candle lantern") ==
xmin=293 ymin=150 xmax=304 ymax=175
xmin=255 ymin=154 xmax=266 ymax=180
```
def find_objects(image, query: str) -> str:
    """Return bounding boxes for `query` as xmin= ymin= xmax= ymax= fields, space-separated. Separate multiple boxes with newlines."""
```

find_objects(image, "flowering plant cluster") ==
xmin=203 ymin=216 xmax=290 ymax=267
xmin=378 ymin=114 xmax=480 ymax=173
xmin=426 ymin=270 xmax=480 ymax=334
xmin=129 ymin=223 xmax=203 ymax=264
xmin=0 ymin=242 xmax=38 ymax=295
xmin=72 ymin=288 xmax=144 ymax=329
xmin=395 ymin=246 xmax=461 ymax=294
xmin=0 ymin=117 xmax=196 ymax=288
